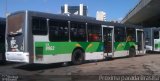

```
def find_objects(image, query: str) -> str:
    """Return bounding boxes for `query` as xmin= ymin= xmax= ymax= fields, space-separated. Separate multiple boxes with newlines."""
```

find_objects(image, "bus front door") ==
xmin=102 ymin=25 xmax=114 ymax=57
xmin=136 ymin=29 xmax=145 ymax=54
xmin=153 ymin=30 xmax=160 ymax=51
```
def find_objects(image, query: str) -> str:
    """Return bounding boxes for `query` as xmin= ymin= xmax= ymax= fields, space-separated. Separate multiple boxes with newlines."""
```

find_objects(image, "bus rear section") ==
xmin=5 ymin=12 xmax=29 ymax=63
xmin=0 ymin=18 xmax=6 ymax=63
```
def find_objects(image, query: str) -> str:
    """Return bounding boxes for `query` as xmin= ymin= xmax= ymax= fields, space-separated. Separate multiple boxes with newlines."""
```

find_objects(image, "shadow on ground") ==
xmin=14 ymin=63 xmax=68 ymax=71
xmin=14 ymin=54 xmax=146 ymax=71
xmin=14 ymin=59 xmax=110 ymax=71
xmin=14 ymin=60 xmax=105 ymax=71
xmin=0 ymin=61 xmax=22 ymax=66
xmin=146 ymin=51 xmax=160 ymax=54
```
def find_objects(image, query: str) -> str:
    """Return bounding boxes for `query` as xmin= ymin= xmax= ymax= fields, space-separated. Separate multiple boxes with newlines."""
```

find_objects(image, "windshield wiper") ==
xmin=8 ymin=32 xmax=22 ymax=37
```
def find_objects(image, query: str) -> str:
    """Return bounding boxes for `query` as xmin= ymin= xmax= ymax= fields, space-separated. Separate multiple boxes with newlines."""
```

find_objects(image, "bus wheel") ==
xmin=129 ymin=47 xmax=136 ymax=57
xmin=72 ymin=49 xmax=84 ymax=65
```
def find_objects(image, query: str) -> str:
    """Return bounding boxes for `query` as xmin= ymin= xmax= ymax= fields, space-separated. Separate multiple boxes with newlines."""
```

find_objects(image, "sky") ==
xmin=0 ymin=0 xmax=140 ymax=21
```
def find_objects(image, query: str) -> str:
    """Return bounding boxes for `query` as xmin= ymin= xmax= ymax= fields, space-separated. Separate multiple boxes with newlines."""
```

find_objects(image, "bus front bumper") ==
xmin=6 ymin=52 xmax=29 ymax=63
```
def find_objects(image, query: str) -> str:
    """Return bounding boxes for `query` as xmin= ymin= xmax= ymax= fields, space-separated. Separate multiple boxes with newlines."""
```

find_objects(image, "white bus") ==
xmin=5 ymin=11 xmax=145 ymax=64
xmin=144 ymin=27 xmax=160 ymax=52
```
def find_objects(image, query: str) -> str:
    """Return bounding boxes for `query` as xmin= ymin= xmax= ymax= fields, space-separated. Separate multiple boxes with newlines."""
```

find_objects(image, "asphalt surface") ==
xmin=0 ymin=54 xmax=160 ymax=81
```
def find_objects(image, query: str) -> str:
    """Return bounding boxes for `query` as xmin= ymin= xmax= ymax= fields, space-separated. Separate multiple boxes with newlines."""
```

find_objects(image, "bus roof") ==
xmin=8 ymin=10 xmax=143 ymax=29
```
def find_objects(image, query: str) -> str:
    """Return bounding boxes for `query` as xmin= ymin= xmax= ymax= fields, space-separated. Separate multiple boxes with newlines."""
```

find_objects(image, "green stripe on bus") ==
xmin=114 ymin=42 xmax=136 ymax=51
xmin=155 ymin=42 xmax=160 ymax=48
xmin=35 ymin=42 xmax=103 ymax=55
xmin=35 ymin=42 xmax=136 ymax=55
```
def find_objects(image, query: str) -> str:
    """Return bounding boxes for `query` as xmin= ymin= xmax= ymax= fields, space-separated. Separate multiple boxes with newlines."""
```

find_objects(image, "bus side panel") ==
xmin=33 ymin=41 xmax=103 ymax=64
xmin=154 ymin=39 xmax=160 ymax=51
xmin=83 ymin=42 xmax=104 ymax=60
xmin=113 ymin=42 xmax=136 ymax=57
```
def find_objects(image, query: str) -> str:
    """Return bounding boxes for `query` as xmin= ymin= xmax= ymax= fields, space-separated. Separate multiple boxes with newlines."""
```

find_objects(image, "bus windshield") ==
xmin=7 ymin=13 xmax=25 ymax=52
xmin=8 ymin=14 xmax=24 ymax=36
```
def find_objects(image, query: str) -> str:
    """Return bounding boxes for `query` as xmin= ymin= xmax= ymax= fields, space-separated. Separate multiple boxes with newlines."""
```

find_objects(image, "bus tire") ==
xmin=129 ymin=47 xmax=136 ymax=57
xmin=72 ymin=49 xmax=84 ymax=65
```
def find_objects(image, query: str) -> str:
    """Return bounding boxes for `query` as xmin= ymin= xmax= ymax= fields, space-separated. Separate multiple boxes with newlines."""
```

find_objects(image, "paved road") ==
xmin=0 ymin=54 xmax=160 ymax=81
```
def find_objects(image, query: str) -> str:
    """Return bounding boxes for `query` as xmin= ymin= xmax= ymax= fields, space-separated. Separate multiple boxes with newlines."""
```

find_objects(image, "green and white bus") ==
xmin=144 ymin=27 xmax=160 ymax=52
xmin=5 ymin=11 xmax=145 ymax=64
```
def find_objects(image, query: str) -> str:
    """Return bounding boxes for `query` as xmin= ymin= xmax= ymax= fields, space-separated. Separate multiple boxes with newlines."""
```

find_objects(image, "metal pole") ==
xmin=86 ymin=23 xmax=88 ymax=42
xmin=68 ymin=21 xmax=71 ymax=42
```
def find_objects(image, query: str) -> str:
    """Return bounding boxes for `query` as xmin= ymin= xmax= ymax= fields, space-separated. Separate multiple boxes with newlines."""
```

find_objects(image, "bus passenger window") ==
xmin=88 ymin=24 xmax=101 ymax=42
xmin=154 ymin=31 xmax=159 ymax=39
xmin=70 ymin=22 xmax=86 ymax=42
xmin=89 ymin=34 xmax=99 ymax=41
xmin=114 ymin=27 xmax=126 ymax=42
xmin=126 ymin=28 xmax=136 ymax=42
xmin=49 ymin=19 xmax=68 ymax=41
xmin=32 ymin=17 xmax=47 ymax=35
